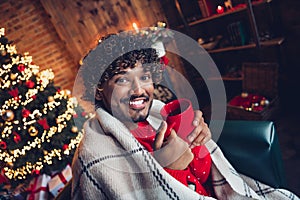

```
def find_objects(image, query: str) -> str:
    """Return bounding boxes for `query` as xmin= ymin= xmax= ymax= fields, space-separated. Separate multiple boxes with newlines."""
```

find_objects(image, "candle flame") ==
xmin=132 ymin=23 xmax=138 ymax=31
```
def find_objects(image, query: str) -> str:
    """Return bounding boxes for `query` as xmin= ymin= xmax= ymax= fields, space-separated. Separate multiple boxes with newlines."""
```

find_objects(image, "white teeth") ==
xmin=129 ymin=100 xmax=144 ymax=105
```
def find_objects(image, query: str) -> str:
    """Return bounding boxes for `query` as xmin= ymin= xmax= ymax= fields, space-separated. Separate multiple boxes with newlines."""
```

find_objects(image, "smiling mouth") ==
xmin=125 ymin=96 xmax=149 ymax=110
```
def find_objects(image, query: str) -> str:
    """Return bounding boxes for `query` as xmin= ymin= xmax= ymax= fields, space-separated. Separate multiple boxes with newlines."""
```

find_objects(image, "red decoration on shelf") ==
xmin=0 ymin=141 xmax=7 ymax=150
xmin=228 ymin=93 xmax=269 ymax=112
xmin=216 ymin=5 xmax=224 ymax=14
xmin=38 ymin=118 xmax=50 ymax=130
xmin=22 ymin=109 xmax=31 ymax=118
xmin=13 ymin=132 xmax=21 ymax=143
xmin=26 ymin=80 xmax=35 ymax=88
xmin=17 ymin=64 xmax=26 ymax=72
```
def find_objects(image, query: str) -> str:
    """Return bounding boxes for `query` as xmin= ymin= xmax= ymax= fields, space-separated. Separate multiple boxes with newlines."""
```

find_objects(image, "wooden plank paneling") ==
xmin=40 ymin=0 xmax=167 ymax=62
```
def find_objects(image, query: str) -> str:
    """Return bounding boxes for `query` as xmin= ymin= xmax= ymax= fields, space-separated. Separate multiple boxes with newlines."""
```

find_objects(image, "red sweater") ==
xmin=131 ymin=121 xmax=212 ymax=196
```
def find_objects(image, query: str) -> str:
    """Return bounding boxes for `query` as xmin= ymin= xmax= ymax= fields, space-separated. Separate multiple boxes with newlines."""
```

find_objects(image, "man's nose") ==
xmin=130 ymin=78 xmax=144 ymax=94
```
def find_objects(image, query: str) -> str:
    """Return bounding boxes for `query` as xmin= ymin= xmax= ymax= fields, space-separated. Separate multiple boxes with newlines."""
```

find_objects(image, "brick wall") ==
xmin=0 ymin=0 xmax=78 ymax=90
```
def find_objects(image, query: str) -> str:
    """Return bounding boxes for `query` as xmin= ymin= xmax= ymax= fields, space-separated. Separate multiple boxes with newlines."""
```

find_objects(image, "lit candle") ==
xmin=132 ymin=22 xmax=139 ymax=33
xmin=217 ymin=5 xmax=224 ymax=14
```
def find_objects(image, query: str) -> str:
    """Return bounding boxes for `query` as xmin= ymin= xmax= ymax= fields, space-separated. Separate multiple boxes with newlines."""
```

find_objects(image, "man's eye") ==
xmin=141 ymin=74 xmax=151 ymax=81
xmin=116 ymin=77 xmax=128 ymax=84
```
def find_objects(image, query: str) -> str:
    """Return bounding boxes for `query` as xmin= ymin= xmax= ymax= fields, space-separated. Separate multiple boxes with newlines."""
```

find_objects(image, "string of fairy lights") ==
xmin=0 ymin=28 xmax=85 ymax=180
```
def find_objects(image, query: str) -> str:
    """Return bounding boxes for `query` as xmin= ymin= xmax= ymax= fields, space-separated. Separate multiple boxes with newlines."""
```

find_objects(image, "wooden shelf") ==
xmin=196 ymin=76 xmax=243 ymax=81
xmin=207 ymin=37 xmax=284 ymax=54
xmin=208 ymin=76 xmax=243 ymax=81
xmin=178 ymin=0 xmax=272 ymax=29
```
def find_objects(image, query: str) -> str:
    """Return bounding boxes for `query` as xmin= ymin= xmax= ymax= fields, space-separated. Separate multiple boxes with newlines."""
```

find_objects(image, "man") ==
xmin=72 ymin=32 xmax=298 ymax=199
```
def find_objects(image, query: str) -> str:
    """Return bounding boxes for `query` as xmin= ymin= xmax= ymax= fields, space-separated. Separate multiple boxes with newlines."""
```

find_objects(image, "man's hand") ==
xmin=187 ymin=110 xmax=211 ymax=149
xmin=153 ymin=121 xmax=194 ymax=170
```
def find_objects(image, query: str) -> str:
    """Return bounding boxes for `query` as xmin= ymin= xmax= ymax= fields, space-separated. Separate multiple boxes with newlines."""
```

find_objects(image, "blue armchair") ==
xmin=217 ymin=120 xmax=287 ymax=188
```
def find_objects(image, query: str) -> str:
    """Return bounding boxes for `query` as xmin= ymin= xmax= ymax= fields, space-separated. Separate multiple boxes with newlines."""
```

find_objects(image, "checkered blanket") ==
xmin=71 ymin=100 xmax=299 ymax=199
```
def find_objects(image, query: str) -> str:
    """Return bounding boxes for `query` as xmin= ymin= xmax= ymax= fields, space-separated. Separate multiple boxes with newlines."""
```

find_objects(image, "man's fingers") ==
xmin=192 ymin=110 xmax=203 ymax=126
xmin=188 ymin=117 xmax=204 ymax=142
xmin=154 ymin=121 xmax=167 ymax=150
xmin=190 ymin=125 xmax=211 ymax=148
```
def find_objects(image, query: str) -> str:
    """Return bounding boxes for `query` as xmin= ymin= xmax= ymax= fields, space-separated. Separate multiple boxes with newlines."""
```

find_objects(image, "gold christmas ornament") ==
xmin=71 ymin=126 xmax=78 ymax=133
xmin=28 ymin=126 xmax=38 ymax=137
xmin=65 ymin=89 xmax=71 ymax=97
xmin=260 ymin=99 xmax=270 ymax=106
xmin=10 ymin=73 xmax=17 ymax=80
xmin=241 ymin=92 xmax=248 ymax=98
xmin=2 ymin=110 xmax=15 ymax=121
xmin=0 ymin=50 xmax=6 ymax=56
xmin=48 ymin=96 xmax=54 ymax=102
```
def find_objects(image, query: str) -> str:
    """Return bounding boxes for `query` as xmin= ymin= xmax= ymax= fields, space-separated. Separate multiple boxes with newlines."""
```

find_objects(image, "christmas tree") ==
xmin=0 ymin=28 xmax=86 ymax=187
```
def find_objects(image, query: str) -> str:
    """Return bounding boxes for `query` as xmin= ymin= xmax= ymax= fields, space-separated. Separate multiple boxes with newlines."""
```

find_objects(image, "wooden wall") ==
xmin=40 ymin=0 xmax=167 ymax=64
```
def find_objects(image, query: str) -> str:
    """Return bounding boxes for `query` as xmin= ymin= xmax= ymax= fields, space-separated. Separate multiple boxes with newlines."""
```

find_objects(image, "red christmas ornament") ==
xmin=31 ymin=95 xmax=36 ymax=100
xmin=25 ymin=80 xmax=35 ymax=88
xmin=8 ymin=88 xmax=19 ymax=98
xmin=0 ymin=141 xmax=7 ymax=150
xmin=73 ymin=113 xmax=78 ymax=118
xmin=31 ymin=169 xmax=40 ymax=175
xmin=62 ymin=144 xmax=69 ymax=151
xmin=17 ymin=64 xmax=26 ymax=72
xmin=81 ymin=112 xmax=86 ymax=117
xmin=38 ymin=118 xmax=50 ymax=130
xmin=13 ymin=132 xmax=21 ymax=143
xmin=22 ymin=109 xmax=31 ymax=118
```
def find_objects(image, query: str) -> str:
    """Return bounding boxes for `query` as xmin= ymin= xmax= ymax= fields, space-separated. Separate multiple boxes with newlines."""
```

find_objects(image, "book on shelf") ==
xmin=227 ymin=21 xmax=248 ymax=46
xmin=197 ymin=0 xmax=216 ymax=18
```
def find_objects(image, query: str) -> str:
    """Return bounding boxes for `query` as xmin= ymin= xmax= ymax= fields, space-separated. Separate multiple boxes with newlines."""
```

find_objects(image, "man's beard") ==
xmin=131 ymin=99 xmax=153 ymax=123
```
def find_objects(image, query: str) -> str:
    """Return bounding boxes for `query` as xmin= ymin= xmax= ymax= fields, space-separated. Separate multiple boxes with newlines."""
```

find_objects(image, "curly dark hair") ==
xmin=79 ymin=31 xmax=164 ymax=104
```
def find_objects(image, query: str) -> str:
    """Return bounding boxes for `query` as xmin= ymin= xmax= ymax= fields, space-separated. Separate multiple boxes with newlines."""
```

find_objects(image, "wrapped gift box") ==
xmin=48 ymin=165 xmax=72 ymax=197
xmin=26 ymin=174 xmax=51 ymax=200
xmin=227 ymin=62 xmax=279 ymax=120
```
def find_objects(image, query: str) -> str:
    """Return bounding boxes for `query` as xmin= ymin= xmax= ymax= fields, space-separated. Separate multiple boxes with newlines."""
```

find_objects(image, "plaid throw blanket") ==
xmin=72 ymin=100 xmax=299 ymax=200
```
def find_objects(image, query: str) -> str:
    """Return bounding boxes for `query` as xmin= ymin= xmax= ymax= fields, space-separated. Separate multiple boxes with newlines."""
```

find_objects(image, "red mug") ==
xmin=160 ymin=98 xmax=195 ymax=143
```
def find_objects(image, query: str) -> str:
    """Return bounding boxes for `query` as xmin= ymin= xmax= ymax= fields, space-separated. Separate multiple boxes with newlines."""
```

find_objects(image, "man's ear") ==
xmin=95 ymin=87 xmax=103 ymax=101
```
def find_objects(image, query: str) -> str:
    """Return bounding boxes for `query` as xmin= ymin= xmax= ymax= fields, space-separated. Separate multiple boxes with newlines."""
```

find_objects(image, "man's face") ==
xmin=101 ymin=61 xmax=154 ymax=129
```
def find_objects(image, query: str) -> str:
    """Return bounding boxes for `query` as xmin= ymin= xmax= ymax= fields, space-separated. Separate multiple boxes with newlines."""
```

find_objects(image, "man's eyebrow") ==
xmin=113 ymin=70 xmax=127 ymax=76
